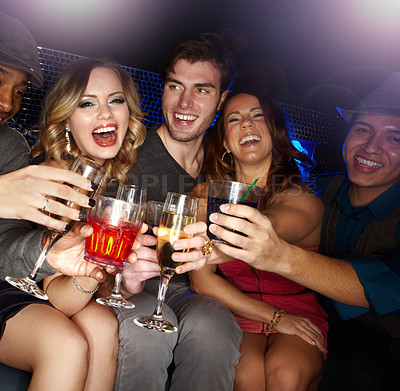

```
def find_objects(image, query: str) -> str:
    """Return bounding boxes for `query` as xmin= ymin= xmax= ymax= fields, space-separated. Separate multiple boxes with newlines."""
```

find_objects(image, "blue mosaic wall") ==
xmin=7 ymin=47 xmax=348 ymax=178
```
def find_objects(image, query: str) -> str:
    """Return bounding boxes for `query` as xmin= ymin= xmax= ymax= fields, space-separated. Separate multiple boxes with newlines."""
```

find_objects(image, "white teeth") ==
xmin=239 ymin=135 xmax=261 ymax=145
xmin=356 ymin=156 xmax=383 ymax=168
xmin=175 ymin=113 xmax=197 ymax=121
xmin=93 ymin=126 xmax=116 ymax=134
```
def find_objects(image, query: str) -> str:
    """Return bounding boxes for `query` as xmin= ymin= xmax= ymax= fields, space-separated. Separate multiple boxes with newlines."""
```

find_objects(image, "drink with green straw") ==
xmin=206 ymin=180 xmax=261 ymax=244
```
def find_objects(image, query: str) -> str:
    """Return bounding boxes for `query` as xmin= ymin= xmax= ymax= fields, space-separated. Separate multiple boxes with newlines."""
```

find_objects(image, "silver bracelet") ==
xmin=72 ymin=276 xmax=100 ymax=294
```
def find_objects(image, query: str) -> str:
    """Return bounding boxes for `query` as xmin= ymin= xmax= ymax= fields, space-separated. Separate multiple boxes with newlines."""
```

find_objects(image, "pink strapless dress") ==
xmin=218 ymin=247 xmax=328 ymax=342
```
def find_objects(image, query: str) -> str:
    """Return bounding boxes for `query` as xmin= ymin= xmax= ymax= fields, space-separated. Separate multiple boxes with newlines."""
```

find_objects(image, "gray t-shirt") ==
xmin=0 ymin=126 xmax=30 ymax=174
xmin=106 ymin=128 xmax=206 ymax=200
xmin=106 ymin=128 xmax=206 ymax=284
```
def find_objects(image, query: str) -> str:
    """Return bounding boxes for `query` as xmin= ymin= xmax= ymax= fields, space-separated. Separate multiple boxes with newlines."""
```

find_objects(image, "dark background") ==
xmin=2 ymin=0 xmax=400 ymax=115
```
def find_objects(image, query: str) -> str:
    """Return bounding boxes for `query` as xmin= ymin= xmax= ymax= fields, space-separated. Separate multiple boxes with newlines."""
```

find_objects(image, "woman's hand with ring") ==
xmin=171 ymin=221 xmax=210 ymax=274
xmin=0 ymin=165 xmax=94 ymax=231
xmin=202 ymin=240 xmax=213 ymax=256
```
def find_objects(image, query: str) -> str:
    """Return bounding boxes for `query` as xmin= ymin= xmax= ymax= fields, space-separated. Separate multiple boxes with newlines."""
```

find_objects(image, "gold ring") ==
xmin=202 ymin=240 xmax=213 ymax=256
xmin=42 ymin=198 xmax=49 ymax=211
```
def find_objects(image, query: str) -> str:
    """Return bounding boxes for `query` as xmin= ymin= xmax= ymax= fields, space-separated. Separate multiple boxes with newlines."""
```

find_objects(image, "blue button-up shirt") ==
xmin=316 ymin=175 xmax=400 ymax=320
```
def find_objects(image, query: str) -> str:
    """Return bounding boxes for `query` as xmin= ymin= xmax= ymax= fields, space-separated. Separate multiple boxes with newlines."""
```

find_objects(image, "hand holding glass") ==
xmin=207 ymin=180 xmax=261 ymax=245
xmin=134 ymin=192 xmax=198 ymax=333
xmin=6 ymin=156 xmax=105 ymax=300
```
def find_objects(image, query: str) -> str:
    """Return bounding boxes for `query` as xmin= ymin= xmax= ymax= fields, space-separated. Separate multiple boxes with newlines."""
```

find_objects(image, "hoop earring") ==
xmin=222 ymin=150 xmax=234 ymax=166
xmin=65 ymin=127 xmax=71 ymax=153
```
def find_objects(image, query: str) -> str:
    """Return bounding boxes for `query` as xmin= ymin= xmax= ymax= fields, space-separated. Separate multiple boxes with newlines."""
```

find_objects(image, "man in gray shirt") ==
xmin=112 ymin=34 xmax=243 ymax=391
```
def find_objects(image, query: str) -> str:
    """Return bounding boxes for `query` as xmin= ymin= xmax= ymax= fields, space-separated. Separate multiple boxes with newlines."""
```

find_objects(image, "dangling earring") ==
xmin=65 ymin=126 xmax=71 ymax=153
xmin=222 ymin=150 xmax=234 ymax=166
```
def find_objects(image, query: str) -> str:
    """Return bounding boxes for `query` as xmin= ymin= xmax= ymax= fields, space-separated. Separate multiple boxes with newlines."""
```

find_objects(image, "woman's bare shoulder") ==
xmin=275 ymin=185 xmax=323 ymax=210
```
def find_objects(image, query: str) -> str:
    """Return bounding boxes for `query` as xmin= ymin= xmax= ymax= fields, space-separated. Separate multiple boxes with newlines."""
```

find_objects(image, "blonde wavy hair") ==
xmin=32 ymin=57 xmax=146 ymax=191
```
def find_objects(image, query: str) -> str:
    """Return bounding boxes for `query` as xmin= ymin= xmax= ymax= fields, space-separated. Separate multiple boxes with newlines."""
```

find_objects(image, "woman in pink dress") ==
xmin=191 ymin=92 xmax=328 ymax=391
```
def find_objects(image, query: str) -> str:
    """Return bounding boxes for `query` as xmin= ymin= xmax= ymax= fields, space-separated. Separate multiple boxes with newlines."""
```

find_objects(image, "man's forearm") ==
xmin=280 ymin=244 xmax=370 ymax=308
xmin=95 ymin=273 xmax=146 ymax=300
xmin=120 ymin=280 xmax=145 ymax=299
xmin=95 ymin=273 xmax=115 ymax=298
xmin=0 ymin=219 xmax=55 ymax=280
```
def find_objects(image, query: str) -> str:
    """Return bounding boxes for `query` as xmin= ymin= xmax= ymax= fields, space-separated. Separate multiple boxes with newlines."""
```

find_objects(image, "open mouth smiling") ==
xmin=239 ymin=134 xmax=261 ymax=146
xmin=92 ymin=126 xmax=117 ymax=144
xmin=355 ymin=155 xmax=384 ymax=169
xmin=174 ymin=113 xmax=198 ymax=122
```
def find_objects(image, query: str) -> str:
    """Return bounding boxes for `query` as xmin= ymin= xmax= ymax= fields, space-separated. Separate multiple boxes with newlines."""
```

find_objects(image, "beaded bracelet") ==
xmin=265 ymin=307 xmax=287 ymax=333
xmin=72 ymin=276 xmax=100 ymax=294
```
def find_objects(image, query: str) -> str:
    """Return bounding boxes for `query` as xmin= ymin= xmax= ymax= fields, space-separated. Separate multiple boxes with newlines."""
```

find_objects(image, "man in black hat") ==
xmin=206 ymin=72 xmax=400 ymax=389
xmin=0 ymin=13 xmax=108 ymax=280
xmin=0 ymin=12 xmax=96 ymax=231
xmin=0 ymin=11 xmax=113 ymax=386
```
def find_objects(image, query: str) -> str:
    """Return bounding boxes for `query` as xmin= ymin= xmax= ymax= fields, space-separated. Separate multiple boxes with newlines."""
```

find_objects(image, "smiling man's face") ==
xmin=0 ymin=63 xmax=29 ymax=127
xmin=343 ymin=113 xmax=400 ymax=194
xmin=162 ymin=59 xmax=227 ymax=143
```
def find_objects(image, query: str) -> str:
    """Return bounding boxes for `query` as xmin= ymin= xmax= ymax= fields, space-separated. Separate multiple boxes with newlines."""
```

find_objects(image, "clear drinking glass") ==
xmin=133 ymin=192 xmax=198 ymax=333
xmin=145 ymin=200 xmax=165 ymax=236
xmin=206 ymin=180 xmax=261 ymax=244
xmin=87 ymin=185 xmax=147 ymax=308
xmin=6 ymin=156 xmax=106 ymax=300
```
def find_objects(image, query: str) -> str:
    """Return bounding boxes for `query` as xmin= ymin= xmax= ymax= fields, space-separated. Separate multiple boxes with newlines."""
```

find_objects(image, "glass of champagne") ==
xmin=133 ymin=192 xmax=198 ymax=333
xmin=87 ymin=188 xmax=147 ymax=308
xmin=6 ymin=156 xmax=106 ymax=300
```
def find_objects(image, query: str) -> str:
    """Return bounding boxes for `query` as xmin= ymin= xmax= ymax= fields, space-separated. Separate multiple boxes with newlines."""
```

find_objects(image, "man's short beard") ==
xmin=162 ymin=110 xmax=216 ymax=143
xmin=167 ymin=128 xmax=205 ymax=142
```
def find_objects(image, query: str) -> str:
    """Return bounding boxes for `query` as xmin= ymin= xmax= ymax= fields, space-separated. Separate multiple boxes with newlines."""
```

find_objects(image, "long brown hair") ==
xmin=204 ymin=92 xmax=314 ymax=209
xmin=32 ymin=57 xmax=146 ymax=191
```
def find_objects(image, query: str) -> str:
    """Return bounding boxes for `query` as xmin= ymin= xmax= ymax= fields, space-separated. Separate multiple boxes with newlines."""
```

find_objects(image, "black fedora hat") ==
xmin=0 ymin=13 xmax=43 ymax=88
xmin=337 ymin=72 xmax=400 ymax=123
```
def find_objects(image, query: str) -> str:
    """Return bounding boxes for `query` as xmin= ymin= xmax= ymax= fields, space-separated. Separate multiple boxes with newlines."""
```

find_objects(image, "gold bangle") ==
xmin=72 ymin=276 xmax=100 ymax=294
xmin=265 ymin=307 xmax=287 ymax=333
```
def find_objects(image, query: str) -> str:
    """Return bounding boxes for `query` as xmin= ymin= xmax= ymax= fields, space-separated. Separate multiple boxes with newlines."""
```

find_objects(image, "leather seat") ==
xmin=0 ymin=363 xmax=31 ymax=391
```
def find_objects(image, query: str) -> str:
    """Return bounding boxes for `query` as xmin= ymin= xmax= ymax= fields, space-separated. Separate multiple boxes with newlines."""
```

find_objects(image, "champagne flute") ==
xmin=6 ymin=156 xmax=105 ymax=300
xmin=134 ymin=192 xmax=198 ymax=333
xmin=89 ymin=185 xmax=147 ymax=308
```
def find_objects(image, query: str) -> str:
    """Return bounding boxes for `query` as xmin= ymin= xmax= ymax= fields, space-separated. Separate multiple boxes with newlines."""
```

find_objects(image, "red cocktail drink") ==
xmin=85 ymin=216 xmax=140 ymax=267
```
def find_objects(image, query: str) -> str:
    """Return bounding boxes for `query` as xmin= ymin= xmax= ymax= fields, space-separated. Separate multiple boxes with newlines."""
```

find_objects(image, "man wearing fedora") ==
xmin=207 ymin=72 xmax=400 ymax=389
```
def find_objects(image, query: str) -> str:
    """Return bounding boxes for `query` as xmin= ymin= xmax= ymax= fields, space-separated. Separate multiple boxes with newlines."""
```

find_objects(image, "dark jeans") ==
xmin=318 ymin=317 xmax=400 ymax=391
